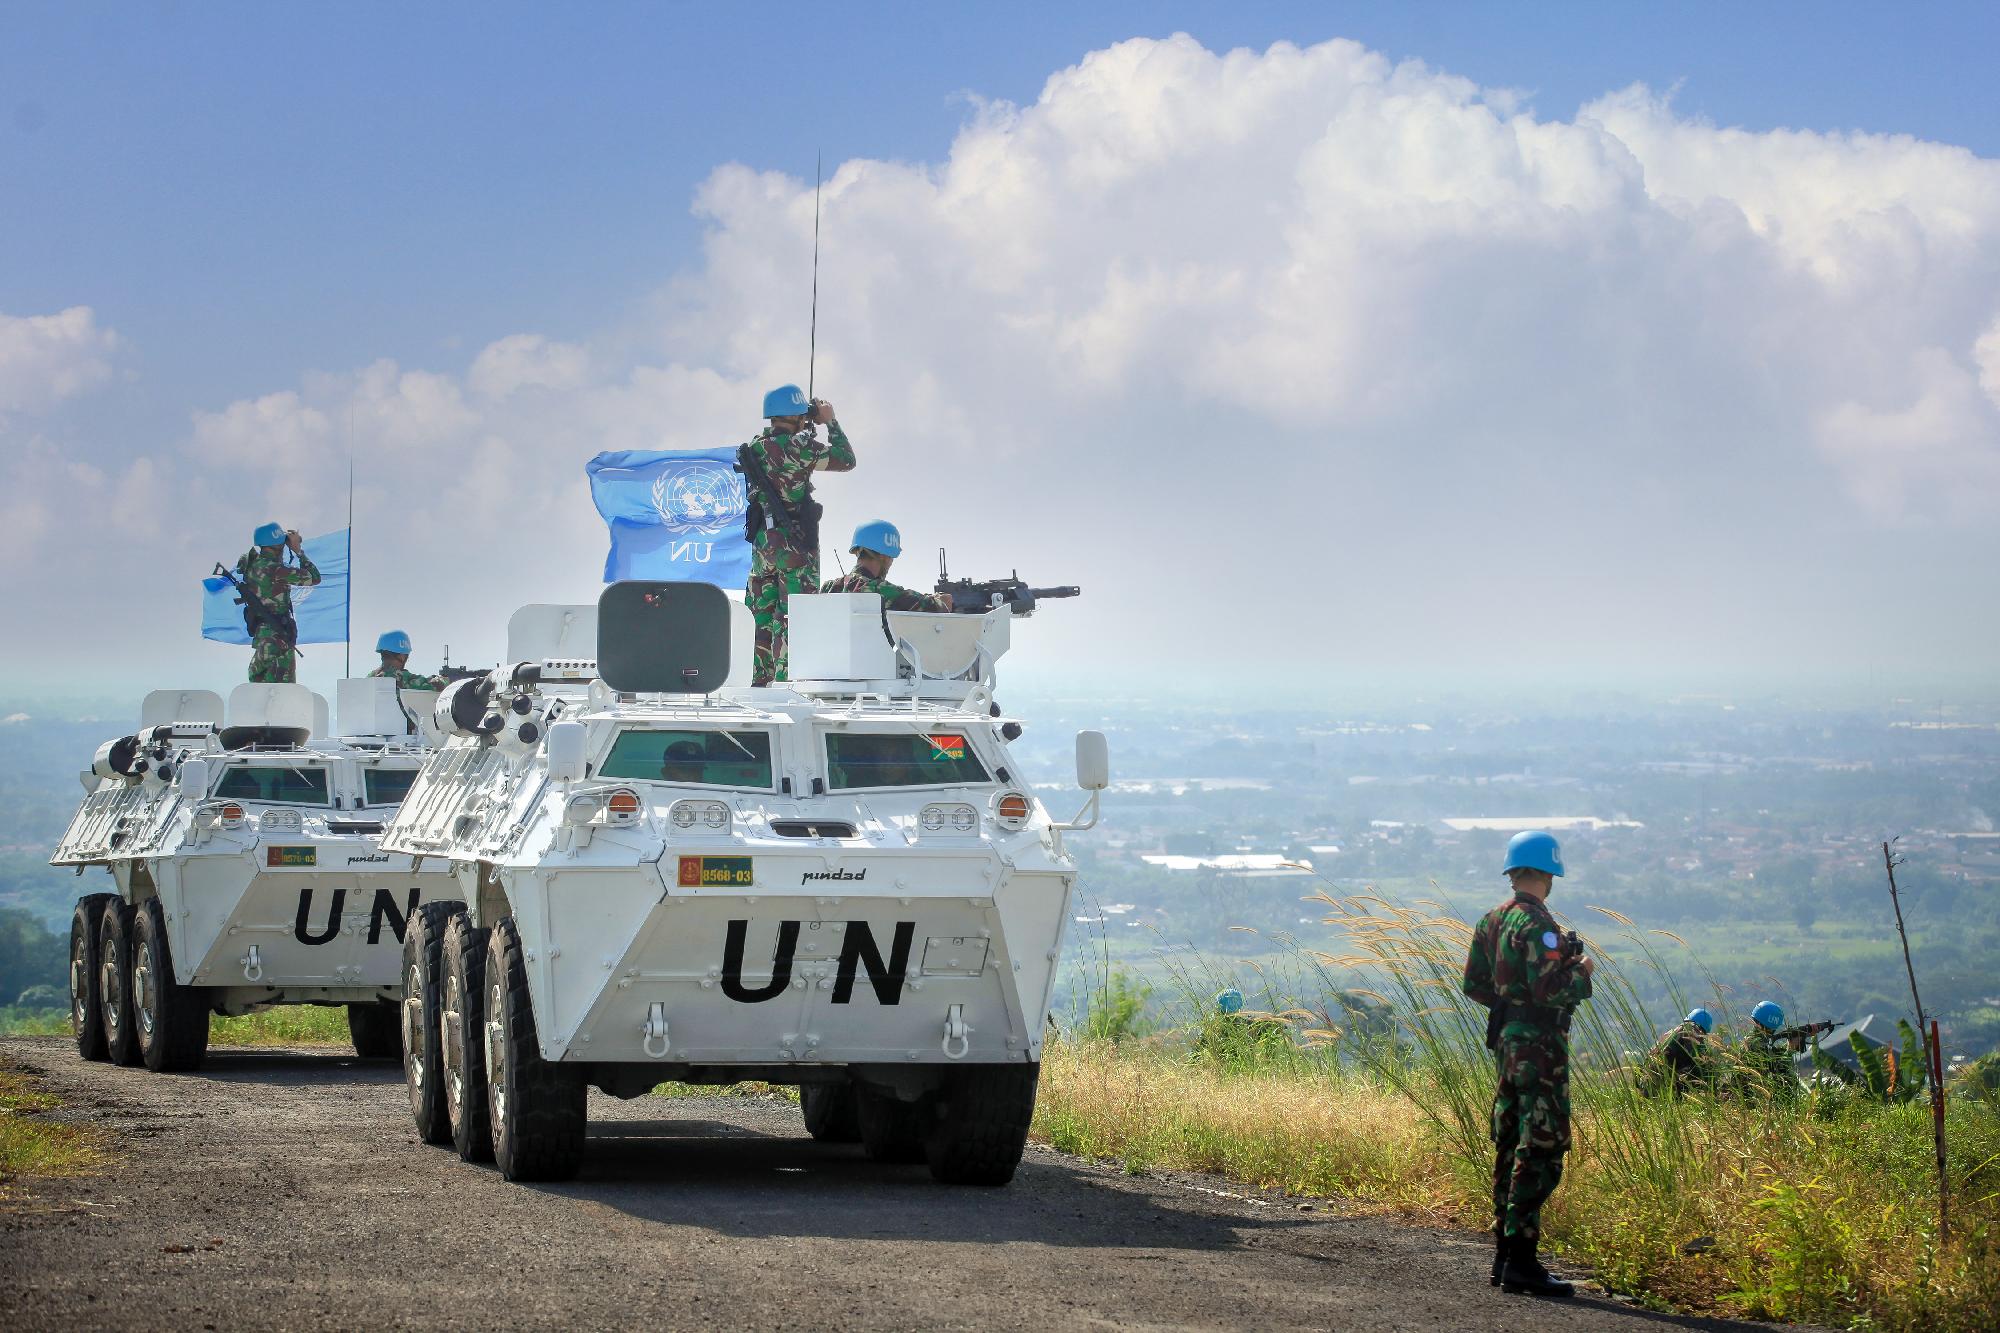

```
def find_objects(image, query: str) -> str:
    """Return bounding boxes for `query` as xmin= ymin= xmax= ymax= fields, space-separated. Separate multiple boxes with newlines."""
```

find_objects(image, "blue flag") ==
xmin=585 ymin=448 xmax=751 ymax=587
xmin=200 ymin=529 xmax=352 ymax=646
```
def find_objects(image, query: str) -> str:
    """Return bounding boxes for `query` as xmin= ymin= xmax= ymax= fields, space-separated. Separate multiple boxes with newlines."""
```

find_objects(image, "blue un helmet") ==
xmin=761 ymin=383 xmax=811 ymax=419
xmin=850 ymin=520 xmax=902 ymax=559
xmin=1502 ymin=829 xmax=1565 ymax=878
xmin=376 ymin=630 xmax=413 ymax=656
xmin=1215 ymin=988 xmax=1245 ymax=1016
xmin=1751 ymin=1001 xmax=1785 ymax=1033
xmin=253 ymin=521 xmax=285 ymax=547
xmin=1686 ymin=1007 xmax=1715 ymax=1034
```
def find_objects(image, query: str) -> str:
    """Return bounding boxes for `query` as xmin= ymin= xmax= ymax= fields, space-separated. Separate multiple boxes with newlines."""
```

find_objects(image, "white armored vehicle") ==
xmin=52 ymin=679 xmax=456 ymax=1071
xmin=382 ymin=581 xmax=1106 ymax=1185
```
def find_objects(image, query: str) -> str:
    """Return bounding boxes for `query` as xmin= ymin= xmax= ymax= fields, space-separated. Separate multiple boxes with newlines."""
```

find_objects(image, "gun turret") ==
xmin=934 ymin=548 xmax=1080 ymax=616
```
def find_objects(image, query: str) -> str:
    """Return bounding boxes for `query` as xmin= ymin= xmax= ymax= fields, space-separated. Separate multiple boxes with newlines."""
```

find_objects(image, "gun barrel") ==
xmin=1028 ymin=585 xmax=1081 ymax=599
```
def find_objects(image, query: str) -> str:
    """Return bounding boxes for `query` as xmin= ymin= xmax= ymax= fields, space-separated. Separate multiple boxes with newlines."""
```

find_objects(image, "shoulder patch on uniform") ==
xmin=1542 ymin=930 xmax=1559 ymax=950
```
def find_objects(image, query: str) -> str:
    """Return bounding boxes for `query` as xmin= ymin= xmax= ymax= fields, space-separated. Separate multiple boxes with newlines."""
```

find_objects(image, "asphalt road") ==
xmin=1 ymin=1036 xmax=1797 ymax=1331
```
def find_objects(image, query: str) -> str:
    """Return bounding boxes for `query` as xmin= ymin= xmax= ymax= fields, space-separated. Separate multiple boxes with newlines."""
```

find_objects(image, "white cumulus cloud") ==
xmin=0 ymin=306 xmax=119 ymax=416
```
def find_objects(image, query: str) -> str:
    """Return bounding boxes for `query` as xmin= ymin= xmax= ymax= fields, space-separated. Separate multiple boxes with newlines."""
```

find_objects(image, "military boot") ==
xmin=1490 ymin=1225 xmax=1505 ymax=1286
xmin=1500 ymin=1237 xmax=1575 ymax=1298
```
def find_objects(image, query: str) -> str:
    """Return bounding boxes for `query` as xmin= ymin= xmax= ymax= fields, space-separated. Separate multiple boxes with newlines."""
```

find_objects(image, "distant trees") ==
xmin=0 ymin=907 xmax=64 ymax=1007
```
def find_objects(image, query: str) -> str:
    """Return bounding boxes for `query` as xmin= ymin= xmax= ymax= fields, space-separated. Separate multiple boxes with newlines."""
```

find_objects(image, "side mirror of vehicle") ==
xmin=1075 ymin=730 xmax=1109 ymax=792
xmin=177 ymin=758 xmax=212 ymax=798
xmin=546 ymin=720 xmax=588 ymax=785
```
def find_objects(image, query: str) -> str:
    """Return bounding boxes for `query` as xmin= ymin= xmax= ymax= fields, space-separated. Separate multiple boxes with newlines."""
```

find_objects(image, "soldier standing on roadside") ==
xmin=820 ymin=520 xmax=950 ymax=611
xmin=737 ymin=384 xmax=856 ymax=685
xmin=238 ymin=522 xmax=321 ymax=684
xmin=1461 ymin=829 xmax=1594 ymax=1298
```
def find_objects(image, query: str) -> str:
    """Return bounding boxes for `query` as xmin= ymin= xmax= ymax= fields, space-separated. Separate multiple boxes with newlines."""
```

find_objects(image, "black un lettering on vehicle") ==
xmin=720 ymin=919 xmax=916 ymax=1005
xmin=292 ymin=887 xmax=423 ymax=946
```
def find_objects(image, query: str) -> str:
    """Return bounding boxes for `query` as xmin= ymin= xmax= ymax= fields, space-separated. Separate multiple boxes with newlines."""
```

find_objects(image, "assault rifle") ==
xmin=211 ymin=560 xmax=301 ymax=657
xmin=1770 ymin=1019 xmax=1836 ymax=1053
xmin=934 ymin=548 xmax=1080 ymax=616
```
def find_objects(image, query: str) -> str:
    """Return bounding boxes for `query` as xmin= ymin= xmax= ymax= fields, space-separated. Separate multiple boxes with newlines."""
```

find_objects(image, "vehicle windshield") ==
xmin=598 ymin=729 xmax=774 ymax=788
xmin=213 ymin=764 xmax=331 ymax=806
xmin=362 ymin=768 xmax=418 ymax=807
xmin=826 ymin=731 xmax=991 ymax=790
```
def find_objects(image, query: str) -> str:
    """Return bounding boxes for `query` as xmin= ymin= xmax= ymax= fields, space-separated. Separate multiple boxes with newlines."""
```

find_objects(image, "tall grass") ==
xmin=1034 ymin=883 xmax=2000 ymax=1330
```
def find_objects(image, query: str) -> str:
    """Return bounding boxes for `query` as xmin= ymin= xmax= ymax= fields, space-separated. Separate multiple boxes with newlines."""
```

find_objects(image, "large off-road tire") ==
xmin=347 ymin=1003 xmax=401 ymax=1060
xmin=801 ymin=1082 xmax=862 ymax=1143
xmin=70 ymin=894 xmax=115 ymax=1062
xmin=485 ymin=917 xmax=586 ymax=1182
xmin=132 ymin=899 xmax=210 ymax=1073
xmin=440 ymin=915 xmax=493 ymax=1162
xmin=401 ymin=900 xmax=463 ymax=1144
xmin=856 ymin=1084 xmax=930 ymax=1164
xmin=924 ymin=1062 xmax=1040 ymax=1186
xmin=98 ymin=900 xmax=141 ymax=1067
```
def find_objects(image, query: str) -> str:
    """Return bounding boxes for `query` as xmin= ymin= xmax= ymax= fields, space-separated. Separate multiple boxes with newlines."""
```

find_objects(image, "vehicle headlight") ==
xmin=199 ymin=801 xmax=246 ymax=831
xmin=920 ymin=803 xmax=978 ymax=834
xmin=670 ymin=799 xmax=730 ymax=832
xmin=604 ymin=788 xmax=643 ymax=826
xmin=563 ymin=794 xmax=602 ymax=827
xmin=258 ymin=809 xmax=302 ymax=833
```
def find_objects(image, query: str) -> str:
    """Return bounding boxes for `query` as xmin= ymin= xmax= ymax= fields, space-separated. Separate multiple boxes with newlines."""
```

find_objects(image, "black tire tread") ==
xmin=346 ymin=1003 xmax=401 ymax=1060
xmin=442 ymin=915 xmax=493 ymax=1162
xmin=801 ymin=1083 xmax=863 ymax=1144
xmin=70 ymin=894 xmax=115 ymax=1062
xmin=924 ymin=1062 xmax=1040 ymax=1186
xmin=134 ymin=899 xmax=209 ymax=1072
xmin=856 ymin=1085 xmax=929 ymax=1164
xmin=488 ymin=917 xmax=586 ymax=1182
xmin=402 ymin=900 xmax=462 ymax=1144
xmin=99 ymin=900 xmax=140 ymax=1067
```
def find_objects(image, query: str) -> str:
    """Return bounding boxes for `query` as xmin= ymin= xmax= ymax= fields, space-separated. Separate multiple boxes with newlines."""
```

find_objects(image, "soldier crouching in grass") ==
xmin=1461 ymin=830 xmax=1594 ymax=1298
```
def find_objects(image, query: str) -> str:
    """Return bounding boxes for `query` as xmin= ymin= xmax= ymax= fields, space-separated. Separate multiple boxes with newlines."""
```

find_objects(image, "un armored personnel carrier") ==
xmin=381 ymin=581 xmax=1106 ymax=1185
xmin=52 ymin=678 xmax=456 ymax=1071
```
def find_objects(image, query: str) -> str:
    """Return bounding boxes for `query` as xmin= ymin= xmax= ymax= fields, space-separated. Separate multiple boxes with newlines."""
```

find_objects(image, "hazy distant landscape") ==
xmin=13 ymin=688 xmax=1994 ymax=1057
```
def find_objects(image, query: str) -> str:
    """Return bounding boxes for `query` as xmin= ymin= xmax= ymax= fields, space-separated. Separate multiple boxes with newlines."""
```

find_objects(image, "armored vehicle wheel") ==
xmin=402 ymin=901 xmax=464 ymax=1145
xmin=440 ymin=915 xmax=493 ymax=1162
xmin=132 ymin=899 xmax=210 ymax=1073
xmin=924 ymin=1062 xmax=1040 ymax=1186
xmin=98 ymin=900 xmax=141 ymax=1067
xmin=347 ymin=1003 xmax=401 ymax=1060
xmin=800 ymin=1083 xmax=862 ymax=1143
xmin=69 ymin=894 xmax=116 ymax=1062
xmin=856 ymin=1085 xmax=930 ymax=1164
xmin=485 ymin=917 xmax=586 ymax=1182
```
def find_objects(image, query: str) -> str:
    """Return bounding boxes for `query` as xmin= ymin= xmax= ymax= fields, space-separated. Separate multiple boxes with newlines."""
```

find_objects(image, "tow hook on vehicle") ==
xmin=641 ymin=1002 xmax=670 ymax=1059
xmin=941 ymin=1003 xmax=969 ymax=1060
xmin=240 ymin=944 xmax=263 ymax=983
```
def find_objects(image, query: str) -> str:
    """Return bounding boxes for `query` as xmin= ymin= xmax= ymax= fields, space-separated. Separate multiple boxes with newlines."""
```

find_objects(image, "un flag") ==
xmin=199 ymin=529 xmax=351 ymax=646
xmin=586 ymin=448 xmax=751 ymax=587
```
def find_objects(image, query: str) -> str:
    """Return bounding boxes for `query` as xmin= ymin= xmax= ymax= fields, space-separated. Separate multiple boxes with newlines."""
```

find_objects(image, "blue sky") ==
xmin=6 ymin=4 xmax=2000 ymax=701
xmin=8 ymin=2 xmax=1997 ymax=424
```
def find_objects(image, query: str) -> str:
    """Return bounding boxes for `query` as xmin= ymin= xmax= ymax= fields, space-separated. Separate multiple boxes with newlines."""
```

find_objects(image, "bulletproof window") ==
xmin=599 ymin=729 xmax=774 ymax=789
xmin=362 ymin=768 xmax=418 ymax=807
xmin=826 ymin=732 xmax=991 ymax=790
xmin=212 ymin=765 xmax=331 ymax=806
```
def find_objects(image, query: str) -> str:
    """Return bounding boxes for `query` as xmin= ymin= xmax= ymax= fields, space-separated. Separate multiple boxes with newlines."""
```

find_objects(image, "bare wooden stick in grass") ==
xmin=1882 ymin=837 xmax=1949 ymax=1244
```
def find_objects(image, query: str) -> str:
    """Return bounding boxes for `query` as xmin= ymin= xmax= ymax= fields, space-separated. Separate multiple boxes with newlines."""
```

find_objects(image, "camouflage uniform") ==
xmin=741 ymin=421 xmax=855 ymax=685
xmin=1644 ymin=1020 xmax=1716 ymax=1093
xmin=237 ymin=546 xmax=321 ymax=684
xmin=820 ymin=569 xmax=950 ymax=613
xmin=369 ymin=666 xmax=446 ymax=691
xmin=1462 ymin=892 xmax=1592 ymax=1245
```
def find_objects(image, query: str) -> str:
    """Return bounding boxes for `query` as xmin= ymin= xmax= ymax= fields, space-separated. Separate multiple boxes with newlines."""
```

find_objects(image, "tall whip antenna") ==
xmin=808 ymin=151 xmax=822 ymax=401
xmin=344 ymin=407 xmax=355 ymax=679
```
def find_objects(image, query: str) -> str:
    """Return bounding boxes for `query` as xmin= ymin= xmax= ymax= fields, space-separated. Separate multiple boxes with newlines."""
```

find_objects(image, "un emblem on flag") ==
xmin=651 ymin=462 xmax=747 ymax=537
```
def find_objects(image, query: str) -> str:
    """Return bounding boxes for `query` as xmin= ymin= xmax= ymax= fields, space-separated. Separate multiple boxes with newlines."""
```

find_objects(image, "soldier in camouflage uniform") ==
xmin=368 ymin=630 xmax=446 ymax=691
xmin=237 ymin=522 xmax=321 ymax=684
xmin=1643 ymin=1007 xmax=1718 ymax=1094
xmin=1462 ymin=829 xmax=1593 ymax=1299
xmin=820 ymin=519 xmax=950 ymax=611
xmin=738 ymin=384 xmax=856 ymax=685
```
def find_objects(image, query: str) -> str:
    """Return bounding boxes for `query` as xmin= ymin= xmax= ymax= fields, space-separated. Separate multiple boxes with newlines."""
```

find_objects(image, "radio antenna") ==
xmin=808 ymin=151 xmax=822 ymax=401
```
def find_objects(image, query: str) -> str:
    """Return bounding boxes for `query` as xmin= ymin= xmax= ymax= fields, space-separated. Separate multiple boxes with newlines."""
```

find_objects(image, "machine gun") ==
xmin=934 ymin=548 xmax=1080 ymax=616
xmin=211 ymin=560 xmax=301 ymax=657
